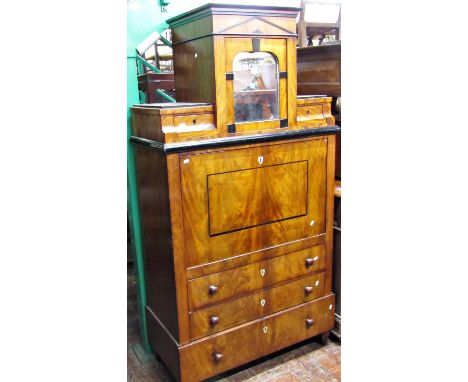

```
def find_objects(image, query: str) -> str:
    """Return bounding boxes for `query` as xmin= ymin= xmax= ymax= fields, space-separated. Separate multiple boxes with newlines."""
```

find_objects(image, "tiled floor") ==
xmin=128 ymin=267 xmax=341 ymax=382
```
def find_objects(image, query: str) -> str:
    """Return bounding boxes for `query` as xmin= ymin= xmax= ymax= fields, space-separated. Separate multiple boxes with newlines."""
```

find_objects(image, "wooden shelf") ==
xmin=235 ymin=89 xmax=277 ymax=95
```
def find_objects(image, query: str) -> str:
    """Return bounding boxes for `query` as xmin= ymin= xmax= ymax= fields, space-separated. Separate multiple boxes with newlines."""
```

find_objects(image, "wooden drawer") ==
xmin=188 ymin=244 xmax=326 ymax=310
xmin=180 ymin=138 xmax=329 ymax=267
xmin=173 ymin=113 xmax=215 ymax=130
xmin=180 ymin=294 xmax=335 ymax=382
xmin=297 ymin=104 xmax=323 ymax=120
xmin=297 ymin=104 xmax=328 ymax=127
xmin=189 ymin=272 xmax=325 ymax=340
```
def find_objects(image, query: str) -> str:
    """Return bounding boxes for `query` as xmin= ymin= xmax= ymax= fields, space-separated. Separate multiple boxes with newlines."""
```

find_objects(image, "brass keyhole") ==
xmin=263 ymin=326 xmax=268 ymax=334
xmin=260 ymin=268 xmax=266 ymax=277
xmin=260 ymin=299 xmax=266 ymax=307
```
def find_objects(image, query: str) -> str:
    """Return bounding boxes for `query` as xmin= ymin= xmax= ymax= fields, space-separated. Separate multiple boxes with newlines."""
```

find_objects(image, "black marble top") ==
xmin=135 ymin=102 xmax=212 ymax=109
xmin=130 ymin=125 xmax=341 ymax=153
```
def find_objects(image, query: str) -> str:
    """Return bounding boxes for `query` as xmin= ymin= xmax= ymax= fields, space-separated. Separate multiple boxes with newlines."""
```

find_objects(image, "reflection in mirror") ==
xmin=233 ymin=52 xmax=279 ymax=123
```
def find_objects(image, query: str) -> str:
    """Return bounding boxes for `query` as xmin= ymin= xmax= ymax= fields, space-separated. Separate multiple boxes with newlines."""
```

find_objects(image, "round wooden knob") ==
xmin=208 ymin=285 xmax=218 ymax=295
xmin=305 ymin=286 xmax=313 ymax=295
xmin=305 ymin=258 xmax=315 ymax=267
xmin=306 ymin=318 xmax=314 ymax=327
xmin=209 ymin=316 xmax=219 ymax=326
xmin=213 ymin=352 xmax=223 ymax=363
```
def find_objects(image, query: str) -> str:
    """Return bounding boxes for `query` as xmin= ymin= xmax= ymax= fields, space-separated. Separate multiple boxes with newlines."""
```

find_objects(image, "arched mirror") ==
xmin=232 ymin=51 xmax=279 ymax=123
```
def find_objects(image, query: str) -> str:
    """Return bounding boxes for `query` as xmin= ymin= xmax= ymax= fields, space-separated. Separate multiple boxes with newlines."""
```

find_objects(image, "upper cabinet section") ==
xmin=168 ymin=4 xmax=301 ymax=135
xmin=130 ymin=5 xmax=336 ymax=145
xmin=167 ymin=4 xmax=300 ymax=44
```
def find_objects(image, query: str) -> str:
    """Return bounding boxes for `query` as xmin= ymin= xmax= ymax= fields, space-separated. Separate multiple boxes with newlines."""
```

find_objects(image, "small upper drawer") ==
xmin=187 ymin=244 xmax=326 ymax=310
xmin=189 ymin=272 xmax=326 ymax=340
xmin=297 ymin=104 xmax=328 ymax=127
xmin=297 ymin=104 xmax=323 ymax=120
xmin=173 ymin=113 xmax=215 ymax=129
xmin=130 ymin=103 xmax=215 ymax=142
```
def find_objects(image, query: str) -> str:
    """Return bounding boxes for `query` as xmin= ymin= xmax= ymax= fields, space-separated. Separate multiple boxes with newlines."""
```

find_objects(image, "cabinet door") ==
xmin=180 ymin=138 xmax=328 ymax=267
xmin=224 ymin=38 xmax=288 ymax=133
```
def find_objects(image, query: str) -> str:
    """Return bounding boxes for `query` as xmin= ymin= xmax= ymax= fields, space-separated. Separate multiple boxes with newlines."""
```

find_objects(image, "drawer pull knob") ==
xmin=260 ymin=268 xmax=266 ymax=277
xmin=208 ymin=285 xmax=218 ymax=295
xmin=306 ymin=318 xmax=314 ymax=327
xmin=209 ymin=316 xmax=219 ymax=326
xmin=260 ymin=298 xmax=266 ymax=307
xmin=305 ymin=286 xmax=313 ymax=295
xmin=305 ymin=258 xmax=315 ymax=267
xmin=213 ymin=352 xmax=223 ymax=363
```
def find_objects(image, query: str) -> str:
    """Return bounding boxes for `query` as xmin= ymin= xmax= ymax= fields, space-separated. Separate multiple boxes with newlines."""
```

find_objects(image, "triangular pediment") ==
xmin=218 ymin=16 xmax=295 ymax=36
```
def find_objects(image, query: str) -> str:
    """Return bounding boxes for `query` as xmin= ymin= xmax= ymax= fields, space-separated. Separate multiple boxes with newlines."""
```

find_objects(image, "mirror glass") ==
xmin=233 ymin=52 xmax=279 ymax=123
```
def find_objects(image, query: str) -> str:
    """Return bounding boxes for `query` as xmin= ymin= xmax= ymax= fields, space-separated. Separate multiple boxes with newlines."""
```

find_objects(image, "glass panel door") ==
xmin=232 ymin=52 xmax=279 ymax=123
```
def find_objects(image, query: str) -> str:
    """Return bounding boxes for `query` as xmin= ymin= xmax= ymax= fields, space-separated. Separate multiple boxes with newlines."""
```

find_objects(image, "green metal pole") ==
xmin=127 ymin=0 xmax=184 ymax=357
xmin=135 ymin=55 xmax=162 ymax=73
xmin=156 ymin=88 xmax=176 ymax=103
xmin=160 ymin=35 xmax=172 ymax=47
xmin=127 ymin=53 xmax=151 ymax=353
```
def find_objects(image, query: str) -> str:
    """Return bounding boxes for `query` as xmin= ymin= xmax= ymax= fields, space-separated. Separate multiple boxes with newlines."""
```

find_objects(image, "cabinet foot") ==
xmin=318 ymin=330 xmax=330 ymax=346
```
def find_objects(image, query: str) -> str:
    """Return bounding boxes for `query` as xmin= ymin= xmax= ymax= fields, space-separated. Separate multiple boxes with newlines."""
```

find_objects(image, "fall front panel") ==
xmin=207 ymin=161 xmax=308 ymax=235
xmin=180 ymin=138 xmax=328 ymax=267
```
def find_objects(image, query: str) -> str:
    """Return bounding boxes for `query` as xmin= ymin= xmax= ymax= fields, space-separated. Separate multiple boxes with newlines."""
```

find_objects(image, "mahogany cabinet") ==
xmin=131 ymin=133 xmax=337 ymax=382
xmin=137 ymin=72 xmax=176 ymax=103
xmin=297 ymin=43 xmax=341 ymax=336
xmin=297 ymin=43 xmax=341 ymax=178
xmin=333 ymin=187 xmax=341 ymax=338
xmin=130 ymin=4 xmax=339 ymax=382
xmin=297 ymin=43 xmax=341 ymax=97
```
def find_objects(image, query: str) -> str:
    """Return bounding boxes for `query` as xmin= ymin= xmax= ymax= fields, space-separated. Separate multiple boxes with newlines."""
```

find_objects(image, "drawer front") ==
xmin=263 ymin=293 xmax=335 ymax=354
xmin=188 ymin=245 xmax=326 ymax=310
xmin=180 ymin=294 xmax=335 ymax=382
xmin=180 ymin=138 xmax=328 ymax=267
xmin=173 ymin=113 xmax=215 ymax=129
xmin=190 ymin=272 xmax=326 ymax=340
xmin=297 ymin=104 xmax=323 ymax=120
xmin=297 ymin=104 xmax=327 ymax=127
